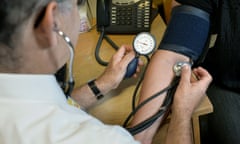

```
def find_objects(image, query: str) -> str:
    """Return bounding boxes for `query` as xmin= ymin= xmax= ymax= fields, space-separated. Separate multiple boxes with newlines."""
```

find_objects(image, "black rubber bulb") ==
xmin=125 ymin=57 xmax=139 ymax=78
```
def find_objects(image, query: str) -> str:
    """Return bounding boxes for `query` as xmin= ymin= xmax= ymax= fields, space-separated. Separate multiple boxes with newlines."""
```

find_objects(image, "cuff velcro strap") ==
xmin=87 ymin=79 xmax=103 ymax=100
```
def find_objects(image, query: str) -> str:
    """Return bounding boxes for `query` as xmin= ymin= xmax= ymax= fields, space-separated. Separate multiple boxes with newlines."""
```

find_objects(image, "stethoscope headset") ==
xmin=54 ymin=28 xmax=75 ymax=97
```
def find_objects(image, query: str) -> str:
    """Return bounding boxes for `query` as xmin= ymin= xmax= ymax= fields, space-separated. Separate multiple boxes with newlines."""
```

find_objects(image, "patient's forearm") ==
xmin=130 ymin=50 xmax=189 ymax=143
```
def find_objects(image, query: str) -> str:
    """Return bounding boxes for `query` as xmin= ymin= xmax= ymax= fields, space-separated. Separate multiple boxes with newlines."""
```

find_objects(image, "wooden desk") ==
xmin=74 ymin=15 xmax=213 ymax=144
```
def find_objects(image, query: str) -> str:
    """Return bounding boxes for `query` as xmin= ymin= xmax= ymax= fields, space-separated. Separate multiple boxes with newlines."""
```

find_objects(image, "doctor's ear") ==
xmin=34 ymin=1 xmax=59 ymax=48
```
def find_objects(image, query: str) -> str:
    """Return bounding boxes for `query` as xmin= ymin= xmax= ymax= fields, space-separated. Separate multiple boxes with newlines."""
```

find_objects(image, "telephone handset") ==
xmin=97 ymin=0 xmax=111 ymax=29
xmin=97 ymin=0 xmax=152 ymax=34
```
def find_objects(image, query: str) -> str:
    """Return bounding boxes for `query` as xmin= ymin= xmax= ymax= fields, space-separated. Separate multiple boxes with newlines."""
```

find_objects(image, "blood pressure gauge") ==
xmin=133 ymin=32 xmax=156 ymax=56
xmin=125 ymin=32 xmax=156 ymax=78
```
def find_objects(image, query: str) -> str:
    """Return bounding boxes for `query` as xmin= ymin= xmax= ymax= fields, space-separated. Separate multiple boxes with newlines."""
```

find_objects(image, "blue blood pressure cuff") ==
xmin=159 ymin=5 xmax=210 ymax=62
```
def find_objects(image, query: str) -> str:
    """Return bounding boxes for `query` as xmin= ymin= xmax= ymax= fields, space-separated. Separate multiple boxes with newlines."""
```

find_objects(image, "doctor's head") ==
xmin=0 ymin=0 xmax=82 ymax=74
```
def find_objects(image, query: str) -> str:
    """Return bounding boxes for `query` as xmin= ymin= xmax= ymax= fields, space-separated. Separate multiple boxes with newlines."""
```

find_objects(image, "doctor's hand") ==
xmin=71 ymin=45 xmax=143 ymax=109
xmin=95 ymin=45 xmax=144 ymax=94
xmin=172 ymin=65 xmax=212 ymax=118
xmin=166 ymin=65 xmax=212 ymax=144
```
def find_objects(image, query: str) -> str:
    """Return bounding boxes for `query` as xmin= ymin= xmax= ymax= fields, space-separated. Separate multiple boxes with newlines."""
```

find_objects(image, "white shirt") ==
xmin=0 ymin=74 xmax=139 ymax=144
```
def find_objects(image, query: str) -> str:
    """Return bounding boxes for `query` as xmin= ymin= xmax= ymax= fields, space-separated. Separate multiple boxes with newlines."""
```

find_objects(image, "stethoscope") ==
xmin=55 ymin=29 xmax=193 ymax=135
xmin=54 ymin=28 xmax=75 ymax=97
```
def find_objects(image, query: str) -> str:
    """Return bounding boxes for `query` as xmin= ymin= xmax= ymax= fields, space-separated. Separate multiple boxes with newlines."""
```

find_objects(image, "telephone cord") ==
xmin=95 ymin=27 xmax=119 ymax=66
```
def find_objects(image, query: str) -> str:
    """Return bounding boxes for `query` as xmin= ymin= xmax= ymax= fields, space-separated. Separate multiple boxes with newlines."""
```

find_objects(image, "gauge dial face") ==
xmin=133 ymin=32 xmax=156 ymax=55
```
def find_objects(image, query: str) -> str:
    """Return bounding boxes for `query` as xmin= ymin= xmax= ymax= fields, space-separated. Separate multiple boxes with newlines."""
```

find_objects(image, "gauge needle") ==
xmin=137 ymin=41 xmax=148 ymax=46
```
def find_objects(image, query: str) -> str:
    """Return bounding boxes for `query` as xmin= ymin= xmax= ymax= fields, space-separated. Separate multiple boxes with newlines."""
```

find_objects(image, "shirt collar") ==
xmin=0 ymin=73 xmax=67 ymax=104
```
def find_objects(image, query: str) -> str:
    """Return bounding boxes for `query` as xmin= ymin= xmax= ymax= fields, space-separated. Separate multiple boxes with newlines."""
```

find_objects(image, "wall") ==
xmin=87 ymin=0 xmax=97 ymax=18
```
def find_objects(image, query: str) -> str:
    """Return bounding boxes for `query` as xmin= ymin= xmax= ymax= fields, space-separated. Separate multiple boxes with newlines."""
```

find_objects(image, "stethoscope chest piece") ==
xmin=173 ymin=61 xmax=192 ymax=76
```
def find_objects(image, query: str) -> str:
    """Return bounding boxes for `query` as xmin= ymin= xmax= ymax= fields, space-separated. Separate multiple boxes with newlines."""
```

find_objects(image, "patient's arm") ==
xmin=130 ymin=50 xmax=189 ymax=144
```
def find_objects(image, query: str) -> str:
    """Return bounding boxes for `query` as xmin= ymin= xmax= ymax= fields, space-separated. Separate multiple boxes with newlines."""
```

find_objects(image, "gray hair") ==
xmin=0 ymin=0 xmax=74 ymax=48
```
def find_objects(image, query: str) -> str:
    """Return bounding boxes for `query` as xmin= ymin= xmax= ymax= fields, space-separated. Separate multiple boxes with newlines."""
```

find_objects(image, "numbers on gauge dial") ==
xmin=133 ymin=32 xmax=156 ymax=55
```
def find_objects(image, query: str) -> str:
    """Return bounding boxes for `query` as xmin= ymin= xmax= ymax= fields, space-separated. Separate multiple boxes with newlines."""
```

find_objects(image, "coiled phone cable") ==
xmin=95 ymin=27 xmax=119 ymax=66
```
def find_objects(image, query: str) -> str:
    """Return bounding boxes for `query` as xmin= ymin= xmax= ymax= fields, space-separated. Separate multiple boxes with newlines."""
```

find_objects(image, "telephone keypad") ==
xmin=105 ymin=0 xmax=152 ymax=34
xmin=111 ymin=6 xmax=133 ymax=25
xmin=111 ymin=1 xmax=151 ymax=28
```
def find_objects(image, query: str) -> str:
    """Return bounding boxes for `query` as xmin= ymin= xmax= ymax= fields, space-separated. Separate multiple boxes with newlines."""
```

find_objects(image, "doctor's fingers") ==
xmin=112 ymin=45 xmax=135 ymax=65
xmin=192 ymin=67 xmax=212 ymax=89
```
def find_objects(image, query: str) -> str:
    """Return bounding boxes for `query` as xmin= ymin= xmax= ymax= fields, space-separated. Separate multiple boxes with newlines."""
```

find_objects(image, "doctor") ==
xmin=0 ymin=0 xmax=211 ymax=144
